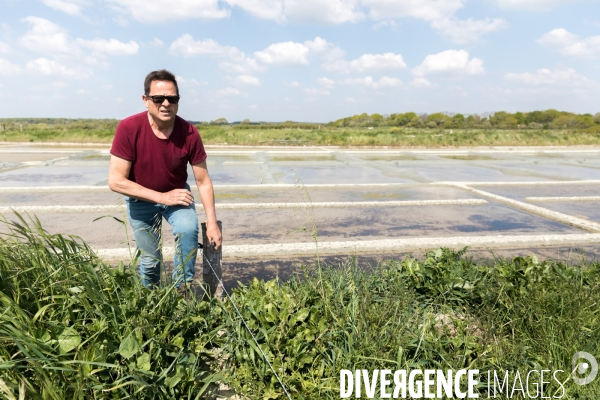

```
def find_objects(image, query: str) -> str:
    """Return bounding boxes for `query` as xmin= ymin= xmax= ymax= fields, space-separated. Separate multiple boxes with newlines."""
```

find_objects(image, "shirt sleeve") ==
xmin=188 ymin=124 xmax=207 ymax=165
xmin=110 ymin=119 xmax=135 ymax=162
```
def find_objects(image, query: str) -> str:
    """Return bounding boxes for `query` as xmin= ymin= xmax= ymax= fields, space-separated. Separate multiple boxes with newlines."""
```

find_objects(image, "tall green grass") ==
xmin=224 ymin=249 xmax=600 ymax=398
xmin=0 ymin=215 xmax=223 ymax=399
xmin=1 ymin=217 xmax=600 ymax=398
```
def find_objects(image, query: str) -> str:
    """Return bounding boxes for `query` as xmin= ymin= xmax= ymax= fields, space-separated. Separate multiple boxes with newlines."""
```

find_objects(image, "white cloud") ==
xmin=224 ymin=0 xmax=284 ymax=21
xmin=322 ymin=59 xmax=350 ymax=72
xmin=323 ymin=52 xmax=406 ymax=73
xmin=219 ymin=58 xmax=265 ymax=74
xmin=410 ymin=77 xmax=432 ymax=88
xmin=234 ymin=75 xmax=261 ymax=85
xmin=285 ymin=81 xmax=301 ymax=87
xmin=372 ymin=20 xmax=398 ymax=30
xmin=135 ymin=0 xmax=506 ymax=30
xmin=26 ymin=57 xmax=91 ymax=79
xmin=505 ymin=68 xmax=592 ymax=86
xmin=360 ymin=1 xmax=504 ymax=42
xmin=150 ymin=38 xmax=164 ymax=48
xmin=303 ymin=78 xmax=334 ymax=98
xmin=217 ymin=87 xmax=248 ymax=96
xmin=431 ymin=17 xmax=509 ymax=44
xmin=19 ymin=16 xmax=75 ymax=54
xmin=412 ymin=49 xmax=484 ymax=77
xmin=350 ymin=52 xmax=406 ymax=72
xmin=254 ymin=41 xmax=310 ymax=65
xmin=317 ymin=77 xmax=335 ymax=88
xmin=106 ymin=0 xmax=229 ymax=23
xmin=40 ymin=0 xmax=87 ymax=17
xmin=284 ymin=0 xmax=363 ymax=23
xmin=253 ymin=37 xmax=342 ymax=67
xmin=224 ymin=0 xmax=362 ymax=23
xmin=343 ymin=75 xmax=402 ymax=89
xmin=19 ymin=16 xmax=141 ymax=73
xmin=167 ymin=35 xmax=264 ymax=73
xmin=375 ymin=76 xmax=402 ymax=87
xmin=170 ymin=35 xmax=245 ymax=61
xmin=113 ymin=14 xmax=129 ymax=26
xmin=362 ymin=0 xmax=465 ymax=21
xmin=0 ymin=58 xmax=22 ymax=76
xmin=303 ymin=37 xmax=329 ymax=54
xmin=496 ymin=0 xmax=572 ymax=11
xmin=537 ymin=28 xmax=600 ymax=57
xmin=303 ymin=87 xmax=330 ymax=96
xmin=304 ymin=37 xmax=345 ymax=61
xmin=77 ymin=38 xmax=139 ymax=55
xmin=0 ymin=42 xmax=9 ymax=53
xmin=175 ymin=76 xmax=205 ymax=86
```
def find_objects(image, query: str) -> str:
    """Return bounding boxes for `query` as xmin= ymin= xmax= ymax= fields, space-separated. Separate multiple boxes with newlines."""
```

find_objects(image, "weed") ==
xmin=2 ymin=216 xmax=600 ymax=398
xmin=0 ymin=214 xmax=223 ymax=399
xmin=220 ymin=250 xmax=600 ymax=398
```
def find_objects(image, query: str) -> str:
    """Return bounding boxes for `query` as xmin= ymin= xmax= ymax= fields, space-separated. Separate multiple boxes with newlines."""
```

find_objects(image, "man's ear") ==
xmin=142 ymin=95 xmax=149 ymax=110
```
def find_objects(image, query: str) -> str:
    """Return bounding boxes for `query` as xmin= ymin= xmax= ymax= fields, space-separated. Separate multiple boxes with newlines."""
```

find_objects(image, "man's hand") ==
xmin=192 ymin=161 xmax=221 ymax=250
xmin=206 ymin=223 xmax=222 ymax=250
xmin=160 ymin=188 xmax=194 ymax=206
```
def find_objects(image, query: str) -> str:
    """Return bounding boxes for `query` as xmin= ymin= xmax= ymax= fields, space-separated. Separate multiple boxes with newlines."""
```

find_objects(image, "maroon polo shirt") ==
xmin=110 ymin=112 xmax=207 ymax=193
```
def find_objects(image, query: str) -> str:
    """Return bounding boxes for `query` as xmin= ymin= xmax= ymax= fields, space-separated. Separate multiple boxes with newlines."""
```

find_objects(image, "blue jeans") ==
xmin=125 ymin=193 xmax=198 ymax=288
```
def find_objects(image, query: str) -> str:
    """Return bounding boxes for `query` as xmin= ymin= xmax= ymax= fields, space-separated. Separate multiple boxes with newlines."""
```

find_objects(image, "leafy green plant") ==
xmin=220 ymin=250 xmax=600 ymax=398
xmin=0 ymin=214 xmax=223 ymax=399
xmin=392 ymin=247 xmax=486 ymax=304
xmin=2 ymin=215 xmax=600 ymax=399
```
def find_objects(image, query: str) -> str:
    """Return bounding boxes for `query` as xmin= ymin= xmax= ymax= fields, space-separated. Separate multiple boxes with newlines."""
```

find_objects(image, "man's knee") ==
xmin=139 ymin=256 xmax=161 ymax=283
xmin=139 ymin=249 xmax=163 ymax=262
xmin=172 ymin=216 xmax=199 ymax=237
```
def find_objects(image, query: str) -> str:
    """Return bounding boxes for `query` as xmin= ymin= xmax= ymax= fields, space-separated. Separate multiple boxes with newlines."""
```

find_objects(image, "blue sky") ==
xmin=0 ymin=0 xmax=599 ymax=122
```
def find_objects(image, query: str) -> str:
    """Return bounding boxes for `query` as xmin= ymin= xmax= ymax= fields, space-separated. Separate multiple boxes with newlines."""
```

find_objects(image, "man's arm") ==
xmin=108 ymin=155 xmax=194 ymax=206
xmin=192 ymin=160 xmax=222 ymax=250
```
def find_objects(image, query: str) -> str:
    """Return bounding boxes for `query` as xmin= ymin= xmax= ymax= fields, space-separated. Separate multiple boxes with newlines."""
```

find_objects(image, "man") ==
xmin=108 ymin=69 xmax=221 ymax=290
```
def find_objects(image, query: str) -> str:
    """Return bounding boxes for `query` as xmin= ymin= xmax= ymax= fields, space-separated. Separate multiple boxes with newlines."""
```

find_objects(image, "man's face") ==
xmin=143 ymin=80 xmax=179 ymax=123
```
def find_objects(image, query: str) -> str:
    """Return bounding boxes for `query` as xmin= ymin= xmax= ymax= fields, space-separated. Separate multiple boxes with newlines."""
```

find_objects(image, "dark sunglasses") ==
xmin=146 ymin=95 xmax=180 ymax=105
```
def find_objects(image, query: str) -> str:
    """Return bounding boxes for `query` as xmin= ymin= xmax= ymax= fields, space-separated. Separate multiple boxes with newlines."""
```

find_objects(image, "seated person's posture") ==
xmin=108 ymin=69 xmax=221 ymax=289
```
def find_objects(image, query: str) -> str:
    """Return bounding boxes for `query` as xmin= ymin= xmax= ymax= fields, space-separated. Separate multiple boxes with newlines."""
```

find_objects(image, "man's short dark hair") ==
xmin=144 ymin=69 xmax=179 ymax=96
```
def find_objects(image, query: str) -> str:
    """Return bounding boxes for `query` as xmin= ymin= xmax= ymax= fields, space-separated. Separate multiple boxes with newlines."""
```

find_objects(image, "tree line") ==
xmin=330 ymin=110 xmax=600 ymax=129
xmin=2 ymin=110 xmax=600 ymax=131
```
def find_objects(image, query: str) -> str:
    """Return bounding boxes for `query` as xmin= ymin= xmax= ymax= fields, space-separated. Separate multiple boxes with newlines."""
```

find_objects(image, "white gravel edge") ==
xmin=95 ymin=233 xmax=600 ymax=259
xmin=0 ymin=199 xmax=487 ymax=214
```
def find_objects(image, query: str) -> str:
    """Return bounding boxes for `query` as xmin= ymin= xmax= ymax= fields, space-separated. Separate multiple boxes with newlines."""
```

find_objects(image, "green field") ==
xmin=1 ymin=216 xmax=599 ymax=399
xmin=1 ymin=119 xmax=600 ymax=147
xmin=199 ymin=125 xmax=600 ymax=147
